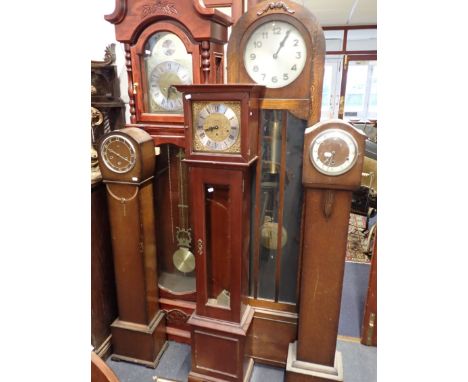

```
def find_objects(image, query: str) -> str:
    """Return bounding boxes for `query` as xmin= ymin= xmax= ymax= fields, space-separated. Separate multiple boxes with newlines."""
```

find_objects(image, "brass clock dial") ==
xmin=309 ymin=129 xmax=358 ymax=176
xmin=193 ymin=102 xmax=241 ymax=152
xmin=100 ymin=135 xmax=137 ymax=173
xmin=243 ymin=21 xmax=307 ymax=88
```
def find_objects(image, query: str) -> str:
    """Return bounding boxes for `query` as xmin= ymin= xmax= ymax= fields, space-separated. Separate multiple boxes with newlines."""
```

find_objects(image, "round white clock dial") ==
xmin=243 ymin=20 xmax=307 ymax=88
xmin=196 ymin=103 xmax=240 ymax=151
xmin=309 ymin=129 xmax=357 ymax=176
xmin=149 ymin=61 xmax=191 ymax=111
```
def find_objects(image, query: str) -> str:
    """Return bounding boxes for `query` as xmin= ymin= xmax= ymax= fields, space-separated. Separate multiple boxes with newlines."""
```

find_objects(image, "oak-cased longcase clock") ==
xmin=226 ymin=0 xmax=326 ymax=367
xmin=175 ymin=84 xmax=264 ymax=382
xmin=97 ymin=128 xmax=166 ymax=368
xmin=105 ymin=0 xmax=232 ymax=345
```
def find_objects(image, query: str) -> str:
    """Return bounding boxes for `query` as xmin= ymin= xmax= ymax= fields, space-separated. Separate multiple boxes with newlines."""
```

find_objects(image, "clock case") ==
xmin=176 ymin=84 xmax=264 ymax=166
xmin=105 ymin=0 xmax=232 ymax=134
xmin=225 ymin=0 xmax=328 ymax=367
xmin=97 ymin=128 xmax=166 ymax=368
xmin=175 ymin=84 xmax=263 ymax=382
xmin=105 ymin=1 xmax=233 ymax=345
xmin=227 ymin=0 xmax=325 ymax=123
xmin=98 ymin=127 xmax=155 ymax=184
xmin=286 ymin=120 xmax=366 ymax=382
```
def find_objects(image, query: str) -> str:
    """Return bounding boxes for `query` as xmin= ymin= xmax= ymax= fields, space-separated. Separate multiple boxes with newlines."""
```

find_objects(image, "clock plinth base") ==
xmin=110 ymin=311 xmax=167 ymax=369
xmin=286 ymin=342 xmax=344 ymax=382
xmin=187 ymin=306 xmax=255 ymax=382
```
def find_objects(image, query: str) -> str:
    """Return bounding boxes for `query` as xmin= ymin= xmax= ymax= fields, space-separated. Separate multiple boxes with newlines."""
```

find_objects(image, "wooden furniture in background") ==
xmin=204 ymin=0 xmax=245 ymax=23
xmin=105 ymin=0 xmax=232 ymax=344
xmin=97 ymin=128 xmax=166 ymax=368
xmin=91 ymin=182 xmax=118 ymax=359
xmin=226 ymin=0 xmax=325 ymax=366
xmin=91 ymin=45 xmax=124 ymax=358
xmin=91 ymin=44 xmax=125 ymax=147
xmin=176 ymin=84 xmax=263 ymax=382
xmin=361 ymin=227 xmax=377 ymax=346
xmin=286 ymin=120 xmax=366 ymax=382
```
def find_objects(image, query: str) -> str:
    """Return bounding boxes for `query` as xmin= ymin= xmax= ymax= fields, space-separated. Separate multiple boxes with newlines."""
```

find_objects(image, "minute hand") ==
xmin=273 ymin=30 xmax=291 ymax=59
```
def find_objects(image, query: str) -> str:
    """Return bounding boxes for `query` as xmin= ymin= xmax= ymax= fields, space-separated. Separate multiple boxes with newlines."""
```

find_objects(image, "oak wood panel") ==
xmin=297 ymin=189 xmax=352 ymax=366
xmin=361 ymin=227 xmax=377 ymax=346
xmin=246 ymin=308 xmax=298 ymax=367
xmin=91 ymin=182 xmax=118 ymax=352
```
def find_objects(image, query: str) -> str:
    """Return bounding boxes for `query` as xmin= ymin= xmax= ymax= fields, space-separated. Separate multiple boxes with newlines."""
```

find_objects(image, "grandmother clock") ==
xmin=227 ymin=0 xmax=326 ymax=366
xmin=175 ymin=84 xmax=264 ymax=382
xmin=286 ymin=120 xmax=366 ymax=382
xmin=97 ymin=127 xmax=166 ymax=368
xmin=105 ymin=1 xmax=232 ymax=343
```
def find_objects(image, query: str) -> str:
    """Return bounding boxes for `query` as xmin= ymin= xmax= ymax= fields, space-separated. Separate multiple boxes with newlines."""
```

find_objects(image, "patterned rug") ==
xmin=346 ymin=213 xmax=372 ymax=264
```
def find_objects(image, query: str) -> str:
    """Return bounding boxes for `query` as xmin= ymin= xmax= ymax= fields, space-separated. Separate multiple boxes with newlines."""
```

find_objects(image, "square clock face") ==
xmin=192 ymin=101 xmax=241 ymax=153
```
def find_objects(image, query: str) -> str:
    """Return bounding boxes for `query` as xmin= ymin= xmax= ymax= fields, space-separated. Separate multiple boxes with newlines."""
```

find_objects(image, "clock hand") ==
xmin=108 ymin=148 xmax=130 ymax=163
xmin=273 ymin=29 xmax=291 ymax=59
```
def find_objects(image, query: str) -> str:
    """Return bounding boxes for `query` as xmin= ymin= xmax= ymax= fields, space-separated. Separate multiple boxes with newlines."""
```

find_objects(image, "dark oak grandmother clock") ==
xmin=285 ymin=120 xmax=366 ymax=382
xmin=105 ymin=0 xmax=232 ymax=344
xmin=175 ymin=84 xmax=264 ymax=382
xmin=97 ymin=128 xmax=166 ymax=368
xmin=227 ymin=0 xmax=326 ymax=366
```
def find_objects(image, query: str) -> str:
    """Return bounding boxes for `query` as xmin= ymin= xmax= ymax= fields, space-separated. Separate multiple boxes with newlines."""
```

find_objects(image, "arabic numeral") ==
xmin=293 ymin=39 xmax=299 ymax=47
xmin=261 ymin=73 xmax=266 ymax=80
xmin=273 ymin=26 xmax=281 ymax=35
xmin=296 ymin=52 xmax=301 ymax=59
xmin=254 ymin=41 xmax=262 ymax=48
xmin=253 ymin=65 xmax=259 ymax=72
xmin=262 ymin=32 xmax=268 ymax=39
xmin=283 ymin=73 xmax=289 ymax=81
xmin=250 ymin=53 xmax=256 ymax=60
xmin=272 ymin=76 xmax=278 ymax=83
xmin=291 ymin=64 xmax=297 ymax=71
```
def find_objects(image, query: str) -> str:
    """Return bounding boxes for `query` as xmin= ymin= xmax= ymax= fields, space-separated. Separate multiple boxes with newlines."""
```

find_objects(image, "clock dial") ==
xmin=144 ymin=32 xmax=193 ymax=114
xmin=243 ymin=21 xmax=307 ymax=88
xmin=100 ymin=135 xmax=137 ymax=173
xmin=195 ymin=102 xmax=240 ymax=152
xmin=309 ymin=129 xmax=357 ymax=176
xmin=149 ymin=61 xmax=191 ymax=111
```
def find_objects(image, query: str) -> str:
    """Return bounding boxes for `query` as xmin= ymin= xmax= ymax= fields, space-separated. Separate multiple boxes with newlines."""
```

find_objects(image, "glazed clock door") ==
xmin=190 ymin=166 xmax=247 ymax=323
xmin=131 ymin=24 xmax=198 ymax=124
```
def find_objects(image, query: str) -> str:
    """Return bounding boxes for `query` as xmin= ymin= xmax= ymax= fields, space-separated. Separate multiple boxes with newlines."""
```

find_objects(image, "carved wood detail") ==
xmin=141 ymin=0 xmax=178 ymax=19
xmin=257 ymin=1 xmax=295 ymax=16
xmin=201 ymin=41 xmax=211 ymax=84
xmin=322 ymin=190 xmax=335 ymax=219
xmin=124 ymin=43 xmax=136 ymax=124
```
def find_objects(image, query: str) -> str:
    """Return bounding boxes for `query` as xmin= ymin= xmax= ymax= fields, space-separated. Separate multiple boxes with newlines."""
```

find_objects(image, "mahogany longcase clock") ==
xmin=176 ymin=84 xmax=264 ymax=382
xmin=105 ymin=0 xmax=232 ymax=344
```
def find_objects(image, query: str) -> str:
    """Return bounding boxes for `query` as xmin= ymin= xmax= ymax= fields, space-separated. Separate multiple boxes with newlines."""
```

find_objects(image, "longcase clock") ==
xmin=176 ymin=84 xmax=264 ymax=382
xmin=105 ymin=0 xmax=233 ymax=344
xmin=227 ymin=0 xmax=326 ymax=366
xmin=286 ymin=120 xmax=366 ymax=382
xmin=97 ymin=127 xmax=166 ymax=368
